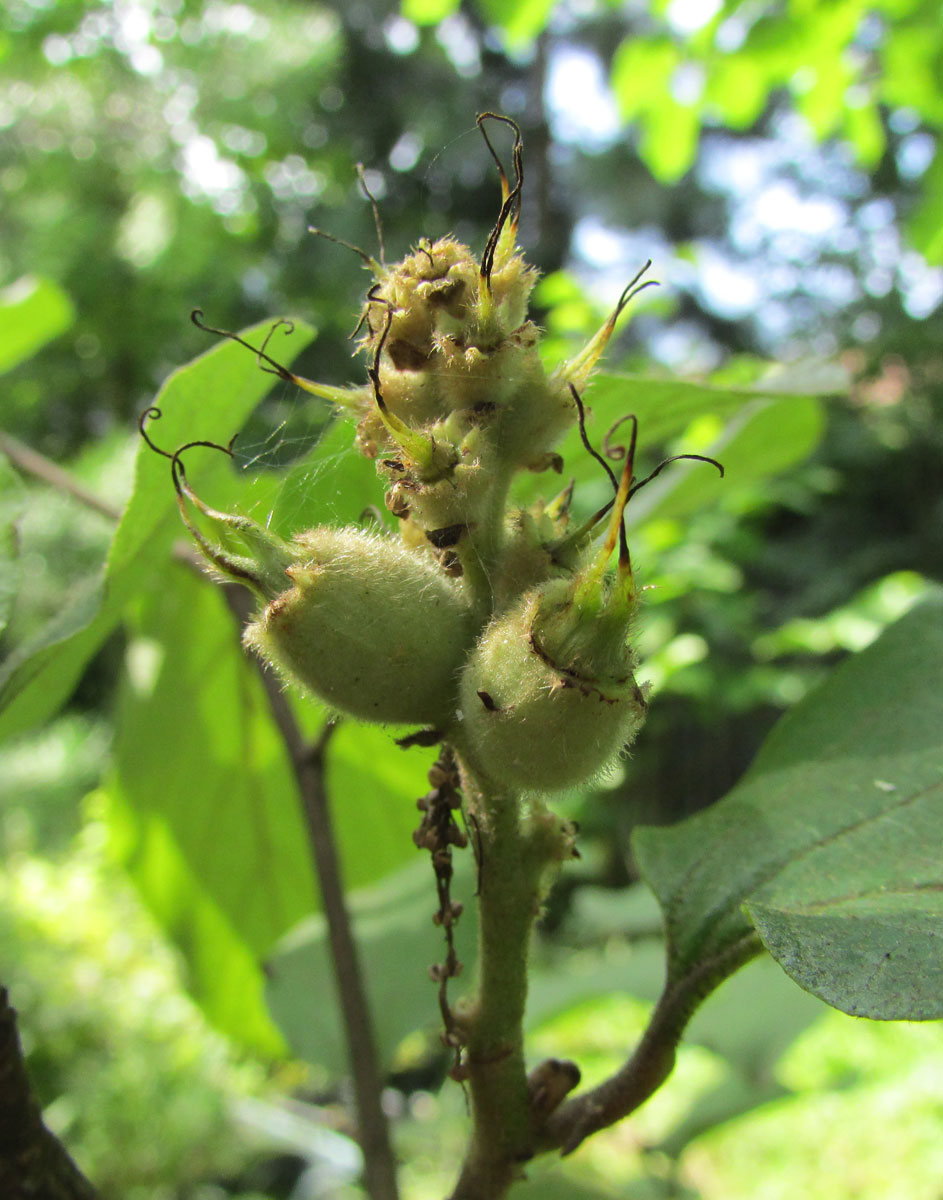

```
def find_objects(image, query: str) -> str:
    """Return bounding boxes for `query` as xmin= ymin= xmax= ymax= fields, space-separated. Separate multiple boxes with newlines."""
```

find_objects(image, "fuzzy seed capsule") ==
xmin=458 ymin=577 xmax=647 ymax=792
xmin=245 ymin=527 xmax=472 ymax=724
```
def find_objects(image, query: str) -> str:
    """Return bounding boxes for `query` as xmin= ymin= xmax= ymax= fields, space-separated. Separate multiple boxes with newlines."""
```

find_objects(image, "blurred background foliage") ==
xmin=1 ymin=0 xmax=942 ymax=1197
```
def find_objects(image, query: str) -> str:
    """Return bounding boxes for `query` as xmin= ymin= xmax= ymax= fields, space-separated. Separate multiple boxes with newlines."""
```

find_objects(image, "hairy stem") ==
xmin=535 ymin=931 xmax=764 ymax=1155
xmin=223 ymin=586 xmax=400 ymax=1200
xmin=446 ymin=761 xmax=567 ymax=1200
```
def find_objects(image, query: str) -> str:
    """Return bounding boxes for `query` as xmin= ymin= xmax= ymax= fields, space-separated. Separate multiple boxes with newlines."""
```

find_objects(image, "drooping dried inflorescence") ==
xmin=143 ymin=114 xmax=721 ymax=792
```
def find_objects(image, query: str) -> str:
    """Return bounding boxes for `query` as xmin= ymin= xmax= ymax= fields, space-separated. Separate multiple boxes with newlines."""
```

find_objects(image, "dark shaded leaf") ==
xmin=634 ymin=593 xmax=943 ymax=1020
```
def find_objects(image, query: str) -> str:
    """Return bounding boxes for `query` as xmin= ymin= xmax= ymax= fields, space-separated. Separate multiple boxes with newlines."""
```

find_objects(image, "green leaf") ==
xmin=908 ymin=147 xmax=943 ymax=265
xmin=685 ymin=949 xmax=825 ymax=1064
xmin=113 ymin=571 xmax=317 ymax=954
xmin=0 ymin=575 xmax=111 ymax=742
xmin=103 ymin=568 xmax=315 ymax=1050
xmin=266 ymin=858 xmax=478 ymax=1072
xmin=640 ymin=96 xmax=700 ymax=183
xmin=0 ymin=319 xmax=315 ymax=742
xmin=401 ymin=0 xmax=459 ymax=22
xmin=747 ymin=898 xmax=943 ymax=1021
xmin=841 ymin=97 xmax=886 ymax=168
xmin=0 ymin=457 xmax=25 ymax=637
xmin=794 ymin=58 xmax=851 ymax=141
xmin=473 ymin=0 xmax=556 ymax=44
xmin=526 ymin=941 xmax=666 ymax=1033
xmin=610 ymin=38 xmax=679 ymax=120
xmin=104 ymin=560 xmax=430 ymax=1050
xmin=102 ymin=772 xmax=288 ymax=1055
xmin=268 ymin=417 xmax=385 ymax=538
xmin=704 ymin=53 xmax=771 ymax=128
xmin=0 ymin=276 xmax=75 ymax=375
xmin=629 ymin=395 xmax=825 ymax=527
xmin=634 ymin=593 xmax=943 ymax=1020
xmin=880 ymin=21 xmax=943 ymax=124
xmin=580 ymin=366 xmax=837 ymax=453
xmin=328 ymin=722 xmax=439 ymax=891
xmin=510 ymin=1168 xmax=620 ymax=1199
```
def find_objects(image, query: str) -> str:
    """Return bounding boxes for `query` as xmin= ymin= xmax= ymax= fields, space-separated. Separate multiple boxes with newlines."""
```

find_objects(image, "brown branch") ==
xmin=0 ymin=986 xmax=101 ymax=1200
xmin=0 ymin=431 xmax=122 ymax=522
xmin=222 ymin=585 xmax=400 ymax=1200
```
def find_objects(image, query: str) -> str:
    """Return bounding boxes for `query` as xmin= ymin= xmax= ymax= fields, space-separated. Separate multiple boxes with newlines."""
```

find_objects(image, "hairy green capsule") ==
xmin=245 ymin=527 xmax=473 ymax=724
xmin=458 ymin=574 xmax=647 ymax=792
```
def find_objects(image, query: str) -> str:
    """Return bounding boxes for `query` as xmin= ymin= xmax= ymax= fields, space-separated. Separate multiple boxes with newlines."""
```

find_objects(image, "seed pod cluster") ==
xmin=155 ymin=115 xmax=673 ymax=789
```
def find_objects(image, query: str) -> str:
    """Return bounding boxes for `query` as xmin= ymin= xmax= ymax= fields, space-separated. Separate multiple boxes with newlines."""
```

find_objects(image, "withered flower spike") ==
xmin=569 ymin=383 xmax=619 ymax=493
xmin=614 ymin=433 xmax=635 ymax=574
xmin=477 ymin=114 xmax=512 ymax=201
xmin=169 ymin=437 xmax=236 ymax=503
xmin=191 ymin=309 xmax=297 ymax=383
xmin=139 ymin=409 xmax=238 ymax=490
xmin=307 ymin=225 xmax=379 ymax=272
xmin=355 ymin=162 xmax=387 ymax=267
xmin=628 ymin=452 xmax=725 ymax=499
xmin=259 ymin=317 xmax=295 ymax=361
xmin=477 ymin=112 xmax=524 ymax=287
xmin=350 ymin=280 xmax=389 ymax=342
xmin=367 ymin=303 xmax=395 ymax=411
xmin=593 ymin=412 xmax=639 ymax=575
xmin=602 ymin=412 xmax=639 ymax=464
xmin=138 ymin=406 xmax=173 ymax=459
xmin=613 ymin=259 xmax=655 ymax=318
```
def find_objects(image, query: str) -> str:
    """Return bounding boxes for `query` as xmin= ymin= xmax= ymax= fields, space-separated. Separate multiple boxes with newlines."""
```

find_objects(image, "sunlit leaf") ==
xmin=514 ymin=367 xmax=834 ymax=520
xmin=881 ymin=22 xmax=943 ymax=123
xmin=0 ymin=320 xmax=315 ymax=741
xmin=401 ymin=0 xmax=460 ymax=24
xmin=104 ymin=553 xmax=432 ymax=1049
xmin=473 ymin=0 xmax=556 ymax=44
xmin=908 ymin=146 xmax=943 ymax=265
xmin=705 ymin=54 xmax=770 ymax=128
xmin=268 ymin=417 xmax=385 ymax=537
xmin=842 ymin=97 xmax=886 ymax=168
xmin=640 ymin=96 xmax=700 ymax=182
xmin=629 ymin=395 xmax=826 ymax=527
xmin=103 ymin=570 xmax=314 ymax=1050
xmin=610 ymin=38 xmax=679 ymax=119
xmin=0 ymin=276 xmax=74 ymax=376
xmin=0 ymin=458 xmax=25 ymax=638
